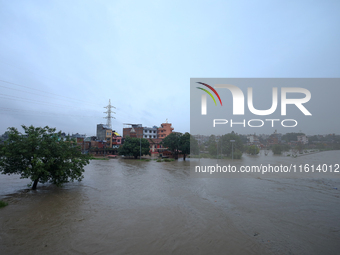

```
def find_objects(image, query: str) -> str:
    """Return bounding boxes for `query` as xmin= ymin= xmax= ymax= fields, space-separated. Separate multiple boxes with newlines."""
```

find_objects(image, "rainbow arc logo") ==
xmin=196 ymin=82 xmax=222 ymax=106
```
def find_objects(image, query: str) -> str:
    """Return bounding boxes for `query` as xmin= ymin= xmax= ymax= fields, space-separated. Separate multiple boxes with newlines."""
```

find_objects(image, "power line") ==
xmin=0 ymin=94 xmax=104 ymax=114
xmin=0 ymin=106 xmax=101 ymax=118
xmin=0 ymin=79 xmax=103 ymax=107
xmin=0 ymin=94 xmax=78 ymax=108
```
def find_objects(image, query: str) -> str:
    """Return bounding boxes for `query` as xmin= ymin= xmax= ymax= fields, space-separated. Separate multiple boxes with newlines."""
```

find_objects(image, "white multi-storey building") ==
xmin=143 ymin=126 xmax=158 ymax=139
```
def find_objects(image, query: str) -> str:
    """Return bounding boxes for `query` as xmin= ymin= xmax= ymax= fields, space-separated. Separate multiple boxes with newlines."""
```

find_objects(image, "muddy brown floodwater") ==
xmin=1 ymin=151 xmax=340 ymax=254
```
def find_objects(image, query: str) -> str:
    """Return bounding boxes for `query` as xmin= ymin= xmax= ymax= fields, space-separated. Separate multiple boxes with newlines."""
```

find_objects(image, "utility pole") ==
xmin=82 ymin=134 xmax=86 ymax=154
xmin=220 ymin=137 xmax=222 ymax=159
xmin=103 ymin=99 xmax=116 ymax=130
xmin=230 ymin=140 xmax=235 ymax=161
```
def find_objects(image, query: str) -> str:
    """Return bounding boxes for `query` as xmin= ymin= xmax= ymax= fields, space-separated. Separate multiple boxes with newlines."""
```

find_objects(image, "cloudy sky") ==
xmin=0 ymin=0 xmax=339 ymax=136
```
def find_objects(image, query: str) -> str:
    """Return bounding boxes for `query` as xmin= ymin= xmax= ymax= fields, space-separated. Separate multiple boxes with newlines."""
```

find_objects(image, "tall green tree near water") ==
xmin=0 ymin=125 xmax=90 ymax=190
xmin=272 ymin=144 xmax=283 ymax=155
xmin=220 ymin=132 xmax=244 ymax=159
xmin=118 ymin=136 xmax=150 ymax=159
xmin=208 ymin=141 xmax=217 ymax=156
xmin=161 ymin=132 xmax=200 ymax=160
xmin=161 ymin=132 xmax=181 ymax=159
xmin=180 ymin=132 xmax=196 ymax=160
xmin=189 ymin=134 xmax=199 ymax=156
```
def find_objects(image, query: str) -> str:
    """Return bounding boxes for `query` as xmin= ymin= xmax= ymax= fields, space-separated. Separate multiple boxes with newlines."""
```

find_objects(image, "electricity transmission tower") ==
xmin=103 ymin=99 xmax=116 ymax=129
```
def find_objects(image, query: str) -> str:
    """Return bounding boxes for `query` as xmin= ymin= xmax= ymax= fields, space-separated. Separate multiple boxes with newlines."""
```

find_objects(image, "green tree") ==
xmin=233 ymin=149 xmax=243 ymax=159
xmin=118 ymin=137 xmax=150 ymax=159
xmin=282 ymin=144 xmax=291 ymax=152
xmin=0 ymin=125 xmax=90 ymax=190
xmin=282 ymin=132 xmax=305 ymax=142
xmin=161 ymin=132 xmax=182 ymax=159
xmin=180 ymin=133 xmax=197 ymax=160
xmin=272 ymin=144 xmax=282 ymax=155
xmin=220 ymin=133 xmax=244 ymax=158
xmin=246 ymin=145 xmax=260 ymax=155
xmin=207 ymin=135 xmax=216 ymax=146
xmin=189 ymin=134 xmax=199 ymax=156
xmin=208 ymin=141 xmax=217 ymax=156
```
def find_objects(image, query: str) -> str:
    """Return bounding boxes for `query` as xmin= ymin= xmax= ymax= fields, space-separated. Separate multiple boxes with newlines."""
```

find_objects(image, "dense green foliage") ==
xmin=220 ymin=132 xmax=244 ymax=159
xmin=118 ymin=136 xmax=150 ymax=158
xmin=272 ymin=144 xmax=283 ymax=155
xmin=282 ymin=144 xmax=291 ymax=152
xmin=208 ymin=141 xmax=217 ymax=156
xmin=160 ymin=132 xmax=197 ymax=160
xmin=179 ymin=132 xmax=191 ymax=160
xmin=281 ymin=132 xmax=305 ymax=142
xmin=206 ymin=135 xmax=216 ymax=146
xmin=0 ymin=200 xmax=8 ymax=208
xmin=246 ymin=145 xmax=260 ymax=155
xmin=161 ymin=132 xmax=181 ymax=159
xmin=0 ymin=125 xmax=90 ymax=190
xmin=205 ymin=133 xmax=244 ymax=159
xmin=189 ymin=134 xmax=199 ymax=156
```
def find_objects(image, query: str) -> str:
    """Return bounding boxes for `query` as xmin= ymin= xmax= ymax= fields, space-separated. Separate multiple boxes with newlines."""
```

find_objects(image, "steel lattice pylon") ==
xmin=103 ymin=99 xmax=116 ymax=129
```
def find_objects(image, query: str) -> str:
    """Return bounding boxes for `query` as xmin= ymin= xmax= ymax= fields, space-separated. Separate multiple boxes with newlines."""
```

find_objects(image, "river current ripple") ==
xmin=1 ymin=151 xmax=340 ymax=254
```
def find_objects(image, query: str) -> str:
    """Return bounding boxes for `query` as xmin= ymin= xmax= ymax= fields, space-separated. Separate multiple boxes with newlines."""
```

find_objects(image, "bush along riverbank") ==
xmin=0 ymin=200 xmax=8 ymax=208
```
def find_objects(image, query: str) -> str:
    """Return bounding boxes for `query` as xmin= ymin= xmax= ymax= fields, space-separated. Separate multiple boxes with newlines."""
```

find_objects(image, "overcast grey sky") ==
xmin=1 ymin=0 xmax=339 ymax=136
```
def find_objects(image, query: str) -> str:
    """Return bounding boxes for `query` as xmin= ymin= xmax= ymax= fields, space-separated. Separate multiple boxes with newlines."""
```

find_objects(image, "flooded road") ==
xmin=1 ymin=152 xmax=340 ymax=254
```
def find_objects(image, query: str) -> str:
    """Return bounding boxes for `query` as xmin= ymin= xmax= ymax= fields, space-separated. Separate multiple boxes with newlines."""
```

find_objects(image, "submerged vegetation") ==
xmin=0 ymin=200 xmax=8 ymax=208
xmin=157 ymin=158 xmax=175 ymax=162
xmin=89 ymin=157 xmax=110 ymax=160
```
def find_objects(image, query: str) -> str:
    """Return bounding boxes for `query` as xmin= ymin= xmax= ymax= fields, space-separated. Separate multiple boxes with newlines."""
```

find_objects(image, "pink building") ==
xmin=112 ymin=131 xmax=122 ymax=145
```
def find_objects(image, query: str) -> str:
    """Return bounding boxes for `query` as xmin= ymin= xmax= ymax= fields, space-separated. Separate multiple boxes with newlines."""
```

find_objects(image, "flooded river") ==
xmin=1 ymin=151 xmax=340 ymax=254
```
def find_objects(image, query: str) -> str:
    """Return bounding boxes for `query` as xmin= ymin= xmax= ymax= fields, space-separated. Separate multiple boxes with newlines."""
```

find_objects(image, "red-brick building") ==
xmin=123 ymin=121 xmax=175 ymax=156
